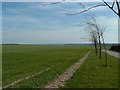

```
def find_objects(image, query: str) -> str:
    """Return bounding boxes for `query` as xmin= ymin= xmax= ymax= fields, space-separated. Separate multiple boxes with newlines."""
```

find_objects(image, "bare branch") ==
xmin=112 ymin=0 xmax=115 ymax=8
xmin=66 ymin=4 xmax=106 ymax=15
xmin=41 ymin=0 xmax=65 ymax=6
xmin=40 ymin=0 xmax=120 ymax=17
xmin=116 ymin=0 xmax=120 ymax=15
xmin=102 ymin=0 xmax=119 ymax=16
xmin=77 ymin=3 xmax=86 ymax=9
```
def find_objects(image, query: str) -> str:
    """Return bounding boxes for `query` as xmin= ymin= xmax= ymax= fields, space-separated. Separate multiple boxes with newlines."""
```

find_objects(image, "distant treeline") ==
xmin=2 ymin=44 xmax=20 ymax=45
xmin=103 ymin=43 xmax=120 ymax=47
xmin=1 ymin=43 xmax=119 ymax=46
xmin=65 ymin=43 xmax=119 ymax=47
xmin=109 ymin=45 xmax=120 ymax=52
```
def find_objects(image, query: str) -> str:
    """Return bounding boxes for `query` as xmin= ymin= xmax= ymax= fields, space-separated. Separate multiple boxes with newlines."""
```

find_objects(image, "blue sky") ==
xmin=2 ymin=2 xmax=118 ymax=44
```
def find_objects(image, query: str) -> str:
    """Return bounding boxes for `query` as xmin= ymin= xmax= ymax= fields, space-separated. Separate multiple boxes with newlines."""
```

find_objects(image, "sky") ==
xmin=2 ymin=1 xmax=118 ymax=44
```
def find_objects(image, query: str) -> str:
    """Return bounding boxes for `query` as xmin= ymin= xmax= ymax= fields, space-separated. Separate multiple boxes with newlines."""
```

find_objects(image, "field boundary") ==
xmin=45 ymin=51 xmax=91 ymax=88
xmin=3 ymin=64 xmax=60 ymax=88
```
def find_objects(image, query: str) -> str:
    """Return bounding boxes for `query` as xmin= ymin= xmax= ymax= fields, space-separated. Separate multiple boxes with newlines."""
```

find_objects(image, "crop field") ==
xmin=2 ymin=45 xmax=92 ymax=88
xmin=2 ymin=45 xmax=118 ymax=88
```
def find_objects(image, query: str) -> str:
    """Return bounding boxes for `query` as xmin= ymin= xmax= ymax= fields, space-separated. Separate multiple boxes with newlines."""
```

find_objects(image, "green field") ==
xmin=2 ymin=45 xmax=91 ymax=88
xmin=2 ymin=45 xmax=118 ymax=88
xmin=65 ymin=51 xmax=118 ymax=88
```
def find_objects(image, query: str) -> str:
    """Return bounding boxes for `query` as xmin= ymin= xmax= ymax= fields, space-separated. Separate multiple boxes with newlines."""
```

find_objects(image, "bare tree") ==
xmin=85 ymin=18 xmax=102 ymax=59
xmin=90 ymin=30 xmax=98 ymax=55
xmin=100 ymin=26 xmax=108 ymax=67
xmin=84 ymin=17 xmax=108 ymax=67
xmin=84 ymin=24 xmax=98 ymax=55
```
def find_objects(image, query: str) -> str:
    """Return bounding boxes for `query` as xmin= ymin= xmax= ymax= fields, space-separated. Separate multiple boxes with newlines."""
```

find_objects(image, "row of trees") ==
xmin=66 ymin=0 xmax=119 ymax=67
xmin=82 ymin=16 xmax=108 ymax=67
xmin=41 ymin=0 xmax=119 ymax=67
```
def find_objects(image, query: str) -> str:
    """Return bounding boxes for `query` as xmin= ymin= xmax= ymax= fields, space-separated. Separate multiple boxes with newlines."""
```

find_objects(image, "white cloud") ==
xmin=6 ymin=8 xmax=22 ymax=14
xmin=96 ymin=16 xmax=118 ymax=32
xmin=104 ymin=32 xmax=118 ymax=43
xmin=3 ymin=29 xmax=86 ymax=44
xmin=3 ymin=15 xmax=118 ymax=44
xmin=3 ymin=16 xmax=40 ymax=23
xmin=96 ymin=16 xmax=118 ymax=43
xmin=2 ymin=2 xmax=118 ymax=44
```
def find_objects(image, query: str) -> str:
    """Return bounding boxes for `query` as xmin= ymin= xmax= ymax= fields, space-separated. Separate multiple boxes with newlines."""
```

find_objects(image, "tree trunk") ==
xmin=94 ymin=40 xmax=98 ymax=55
xmin=101 ymin=34 xmax=107 ymax=67
xmin=98 ymin=34 xmax=102 ymax=59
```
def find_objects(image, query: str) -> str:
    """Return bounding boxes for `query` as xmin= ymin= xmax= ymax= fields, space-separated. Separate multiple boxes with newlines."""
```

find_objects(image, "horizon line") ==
xmin=1 ymin=42 xmax=119 ymax=45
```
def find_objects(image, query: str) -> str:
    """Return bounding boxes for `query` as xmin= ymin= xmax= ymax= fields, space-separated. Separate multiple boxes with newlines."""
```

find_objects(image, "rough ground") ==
xmin=45 ymin=51 xmax=91 ymax=88
xmin=102 ymin=50 xmax=120 ymax=58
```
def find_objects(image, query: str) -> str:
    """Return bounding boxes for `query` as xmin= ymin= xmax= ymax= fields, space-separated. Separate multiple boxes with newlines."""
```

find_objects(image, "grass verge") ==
xmin=65 ymin=50 xmax=118 ymax=88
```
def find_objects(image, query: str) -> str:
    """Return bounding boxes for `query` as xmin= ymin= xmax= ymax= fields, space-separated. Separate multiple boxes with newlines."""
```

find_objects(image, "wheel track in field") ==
xmin=3 ymin=64 xmax=60 ymax=88
xmin=45 ymin=51 xmax=91 ymax=88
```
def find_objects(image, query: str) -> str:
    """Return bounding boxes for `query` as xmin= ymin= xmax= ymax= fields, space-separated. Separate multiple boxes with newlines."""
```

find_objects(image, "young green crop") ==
xmin=2 ymin=45 xmax=92 ymax=88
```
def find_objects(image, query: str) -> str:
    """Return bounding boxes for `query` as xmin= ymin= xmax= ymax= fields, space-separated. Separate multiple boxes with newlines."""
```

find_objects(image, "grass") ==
xmin=64 ymin=50 xmax=118 ymax=88
xmin=2 ymin=45 xmax=91 ymax=88
xmin=2 ymin=45 xmax=119 ymax=88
